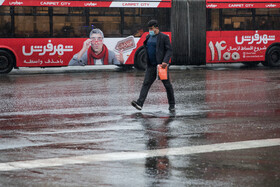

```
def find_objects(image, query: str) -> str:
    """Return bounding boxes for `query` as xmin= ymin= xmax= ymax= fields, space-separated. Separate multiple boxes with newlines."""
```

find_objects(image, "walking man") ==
xmin=131 ymin=20 xmax=175 ymax=112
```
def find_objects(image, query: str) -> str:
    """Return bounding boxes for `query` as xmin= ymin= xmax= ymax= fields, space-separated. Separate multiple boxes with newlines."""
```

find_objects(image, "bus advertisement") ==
xmin=1 ymin=0 xmax=280 ymax=74
xmin=0 ymin=0 xmax=171 ymax=8
xmin=0 ymin=0 xmax=171 ymax=73
xmin=207 ymin=30 xmax=277 ymax=63
xmin=171 ymin=0 xmax=280 ymax=67
xmin=206 ymin=0 xmax=280 ymax=66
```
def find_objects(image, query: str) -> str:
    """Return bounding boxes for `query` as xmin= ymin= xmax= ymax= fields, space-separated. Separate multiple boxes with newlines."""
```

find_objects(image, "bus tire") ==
xmin=0 ymin=50 xmax=14 ymax=74
xmin=134 ymin=46 xmax=147 ymax=70
xmin=266 ymin=46 xmax=280 ymax=67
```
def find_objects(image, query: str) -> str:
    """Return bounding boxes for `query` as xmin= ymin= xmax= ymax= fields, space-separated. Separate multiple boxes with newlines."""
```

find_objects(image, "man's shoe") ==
xmin=131 ymin=101 xmax=142 ymax=110
xmin=169 ymin=105 xmax=175 ymax=112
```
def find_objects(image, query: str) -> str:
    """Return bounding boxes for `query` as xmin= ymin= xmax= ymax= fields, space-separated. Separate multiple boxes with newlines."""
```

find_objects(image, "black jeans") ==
xmin=137 ymin=65 xmax=175 ymax=107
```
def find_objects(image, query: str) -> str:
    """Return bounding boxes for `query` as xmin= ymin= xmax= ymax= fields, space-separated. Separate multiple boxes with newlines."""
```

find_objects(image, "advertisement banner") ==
xmin=206 ymin=0 xmax=280 ymax=9
xmin=206 ymin=30 xmax=279 ymax=63
xmin=0 ymin=0 xmax=171 ymax=7
xmin=0 ymin=37 xmax=140 ymax=67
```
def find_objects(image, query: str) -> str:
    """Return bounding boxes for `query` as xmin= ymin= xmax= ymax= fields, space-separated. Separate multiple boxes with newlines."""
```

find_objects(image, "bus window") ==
xmin=14 ymin=6 xmax=33 ymax=14
xmin=255 ymin=17 xmax=269 ymax=30
xmin=0 ymin=6 xmax=10 ymax=13
xmin=123 ymin=8 xmax=170 ymax=36
xmin=124 ymin=8 xmax=151 ymax=36
xmin=14 ymin=6 xmax=48 ymax=14
xmin=53 ymin=15 xmax=85 ymax=38
xmin=255 ymin=8 xmax=280 ymax=30
xmin=14 ymin=7 xmax=50 ymax=38
xmin=89 ymin=8 xmax=121 ymax=37
xmin=156 ymin=9 xmax=171 ymax=32
xmin=231 ymin=17 xmax=253 ymax=30
xmin=206 ymin=9 xmax=219 ymax=31
xmin=0 ymin=7 xmax=11 ymax=38
xmin=124 ymin=8 xmax=142 ymax=36
xmin=53 ymin=7 xmax=87 ymax=38
xmin=221 ymin=9 xmax=253 ymax=31
xmin=90 ymin=16 xmax=121 ymax=36
xmin=270 ymin=16 xmax=280 ymax=30
xmin=208 ymin=8 xmax=280 ymax=31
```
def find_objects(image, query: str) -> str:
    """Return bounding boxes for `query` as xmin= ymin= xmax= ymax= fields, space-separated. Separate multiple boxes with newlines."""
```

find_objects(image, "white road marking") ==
xmin=0 ymin=138 xmax=279 ymax=171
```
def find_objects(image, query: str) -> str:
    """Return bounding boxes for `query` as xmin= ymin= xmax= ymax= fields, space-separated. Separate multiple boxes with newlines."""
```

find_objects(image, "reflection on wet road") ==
xmin=0 ymin=65 xmax=280 ymax=186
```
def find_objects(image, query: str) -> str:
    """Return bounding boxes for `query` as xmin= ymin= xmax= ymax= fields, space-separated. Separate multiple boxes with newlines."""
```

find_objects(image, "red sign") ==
xmin=0 ymin=37 xmax=147 ymax=67
xmin=0 ymin=38 xmax=83 ymax=67
xmin=206 ymin=30 xmax=279 ymax=63
xmin=0 ymin=0 xmax=171 ymax=8
xmin=207 ymin=0 xmax=280 ymax=2
xmin=206 ymin=0 xmax=280 ymax=8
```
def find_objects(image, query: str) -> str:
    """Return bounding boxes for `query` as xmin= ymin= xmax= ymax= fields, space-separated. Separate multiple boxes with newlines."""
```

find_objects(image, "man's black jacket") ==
xmin=143 ymin=32 xmax=172 ymax=66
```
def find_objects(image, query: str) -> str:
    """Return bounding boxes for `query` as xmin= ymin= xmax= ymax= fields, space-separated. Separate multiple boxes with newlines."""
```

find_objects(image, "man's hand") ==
xmin=83 ymin=39 xmax=92 ymax=50
xmin=116 ymin=50 xmax=124 ymax=64
xmin=161 ymin=62 xmax=168 ymax=68
xmin=77 ymin=39 xmax=92 ymax=60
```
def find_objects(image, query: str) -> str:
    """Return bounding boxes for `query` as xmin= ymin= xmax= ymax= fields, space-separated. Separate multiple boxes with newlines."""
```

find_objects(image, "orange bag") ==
xmin=157 ymin=64 xmax=168 ymax=80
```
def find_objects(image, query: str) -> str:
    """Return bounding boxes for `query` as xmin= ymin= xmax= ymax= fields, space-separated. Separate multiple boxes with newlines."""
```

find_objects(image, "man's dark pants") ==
xmin=137 ymin=65 xmax=175 ymax=107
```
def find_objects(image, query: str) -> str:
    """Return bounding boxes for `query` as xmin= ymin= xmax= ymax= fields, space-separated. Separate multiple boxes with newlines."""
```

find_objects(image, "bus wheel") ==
xmin=0 ymin=50 xmax=14 ymax=74
xmin=134 ymin=46 xmax=147 ymax=70
xmin=266 ymin=46 xmax=280 ymax=67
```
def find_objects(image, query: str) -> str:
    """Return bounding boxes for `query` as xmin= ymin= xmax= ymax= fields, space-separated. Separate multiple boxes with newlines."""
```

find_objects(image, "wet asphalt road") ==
xmin=0 ymin=65 xmax=280 ymax=186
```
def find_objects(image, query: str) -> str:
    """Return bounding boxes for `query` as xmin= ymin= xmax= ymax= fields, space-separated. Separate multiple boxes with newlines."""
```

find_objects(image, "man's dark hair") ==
xmin=148 ymin=20 xmax=159 ymax=28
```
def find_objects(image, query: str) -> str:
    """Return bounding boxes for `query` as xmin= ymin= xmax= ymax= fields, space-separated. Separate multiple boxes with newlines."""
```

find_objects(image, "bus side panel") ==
xmin=0 ymin=38 xmax=138 ymax=67
xmin=206 ymin=30 xmax=280 ymax=63
xmin=0 ymin=38 xmax=82 ymax=67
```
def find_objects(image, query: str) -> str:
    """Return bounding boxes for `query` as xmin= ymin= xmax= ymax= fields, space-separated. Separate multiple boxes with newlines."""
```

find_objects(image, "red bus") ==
xmin=171 ymin=0 xmax=280 ymax=67
xmin=0 ymin=0 xmax=171 ymax=73
xmin=206 ymin=0 xmax=280 ymax=67
xmin=1 ymin=0 xmax=280 ymax=74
